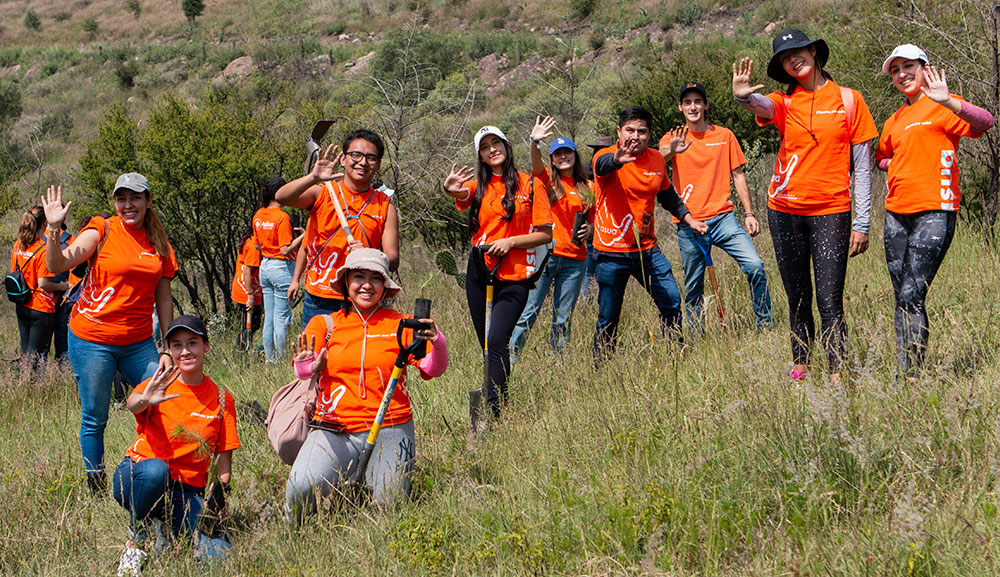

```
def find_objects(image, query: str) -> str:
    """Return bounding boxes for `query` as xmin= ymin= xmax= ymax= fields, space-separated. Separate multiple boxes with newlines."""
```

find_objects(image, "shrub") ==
xmin=115 ymin=60 xmax=139 ymax=88
xmin=53 ymin=11 xmax=72 ymax=22
xmin=23 ymin=10 xmax=41 ymax=31
xmin=126 ymin=0 xmax=142 ymax=19
xmin=569 ymin=0 xmax=596 ymax=20
xmin=0 ymin=80 xmax=23 ymax=128
xmin=82 ymin=17 xmax=99 ymax=35
xmin=182 ymin=0 xmax=204 ymax=24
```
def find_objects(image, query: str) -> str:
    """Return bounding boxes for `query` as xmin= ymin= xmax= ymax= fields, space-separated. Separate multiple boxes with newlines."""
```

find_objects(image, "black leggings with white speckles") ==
xmin=768 ymin=209 xmax=851 ymax=372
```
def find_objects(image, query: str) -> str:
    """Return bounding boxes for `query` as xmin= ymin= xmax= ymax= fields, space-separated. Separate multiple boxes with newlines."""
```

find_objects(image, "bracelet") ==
xmin=745 ymin=212 xmax=755 ymax=217
xmin=159 ymin=351 xmax=171 ymax=357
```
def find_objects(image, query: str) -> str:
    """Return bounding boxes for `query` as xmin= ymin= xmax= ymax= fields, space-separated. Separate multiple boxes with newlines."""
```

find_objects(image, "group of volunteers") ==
xmin=4 ymin=28 xmax=993 ymax=575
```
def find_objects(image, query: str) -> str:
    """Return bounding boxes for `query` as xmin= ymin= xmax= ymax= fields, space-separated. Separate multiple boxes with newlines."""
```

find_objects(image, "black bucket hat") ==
xmin=767 ymin=29 xmax=829 ymax=84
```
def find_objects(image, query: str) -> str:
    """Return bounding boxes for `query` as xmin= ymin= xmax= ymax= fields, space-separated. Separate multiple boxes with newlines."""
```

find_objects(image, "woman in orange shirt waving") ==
xmin=285 ymin=249 xmax=448 ymax=516
xmin=43 ymin=173 xmax=176 ymax=495
xmin=876 ymin=44 xmax=994 ymax=375
xmin=733 ymin=30 xmax=879 ymax=383
xmin=9 ymin=206 xmax=69 ymax=374
xmin=442 ymin=125 xmax=553 ymax=418
xmin=510 ymin=117 xmax=592 ymax=361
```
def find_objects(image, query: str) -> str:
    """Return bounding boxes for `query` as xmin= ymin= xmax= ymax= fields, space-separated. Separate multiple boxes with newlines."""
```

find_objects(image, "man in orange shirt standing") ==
xmin=591 ymin=107 xmax=708 ymax=361
xmin=276 ymin=129 xmax=399 ymax=329
xmin=660 ymin=82 xmax=771 ymax=330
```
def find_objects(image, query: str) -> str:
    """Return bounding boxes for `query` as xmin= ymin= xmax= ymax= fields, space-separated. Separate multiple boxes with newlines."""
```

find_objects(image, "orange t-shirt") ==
xmin=125 ymin=375 xmax=240 ymax=488
xmin=592 ymin=146 xmax=669 ymax=253
xmin=9 ymin=238 xmax=56 ymax=314
xmin=231 ymin=237 xmax=262 ymax=306
xmin=877 ymin=94 xmax=980 ymax=214
xmin=457 ymin=172 xmax=553 ymax=281
xmin=533 ymin=171 xmax=592 ymax=261
xmin=659 ymin=125 xmax=747 ymax=221
xmin=303 ymin=183 xmax=392 ymax=300
xmin=252 ymin=207 xmax=294 ymax=260
xmin=70 ymin=216 xmax=178 ymax=345
xmin=303 ymin=309 xmax=426 ymax=434
xmin=756 ymin=81 xmax=879 ymax=216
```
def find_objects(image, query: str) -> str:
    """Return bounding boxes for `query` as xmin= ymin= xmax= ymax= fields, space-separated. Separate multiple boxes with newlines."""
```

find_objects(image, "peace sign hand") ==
xmin=311 ymin=143 xmax=341 ymax=182
xmin=732 ymin=58 xmax=765 ymax=100
xmin=42 ymin=185 xmax=72 ymax=229
xmin=530 ymin=116 xmax=556 ymax=144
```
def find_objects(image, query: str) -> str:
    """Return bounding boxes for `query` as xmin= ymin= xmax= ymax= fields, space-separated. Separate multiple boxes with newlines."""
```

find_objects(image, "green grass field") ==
xmin=2 ymin=221 xmax=1000 ymax=576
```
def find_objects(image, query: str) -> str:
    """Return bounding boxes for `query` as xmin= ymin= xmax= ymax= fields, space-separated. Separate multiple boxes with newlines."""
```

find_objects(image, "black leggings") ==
xmin=884 ymin=210 xmax=956 ymax=374
xmin=768 ymin=209 xmax=851 ymax=372
xmin=16 ymin=304 xmax=55 ymax=375
xmin=465 ymin=255 xmax=532 ymax=416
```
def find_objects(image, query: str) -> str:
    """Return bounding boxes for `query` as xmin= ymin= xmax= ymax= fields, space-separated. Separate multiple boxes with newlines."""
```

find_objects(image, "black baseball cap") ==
xmin=679 ymin=82 xmax=707 ymax=102
xmin=767 ymin=29 xmax=829 ymax=84
xmin=164 ymin=315 xmax=209 ymax=342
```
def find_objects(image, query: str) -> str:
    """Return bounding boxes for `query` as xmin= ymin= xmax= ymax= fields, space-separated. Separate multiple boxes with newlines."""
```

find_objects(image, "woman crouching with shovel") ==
xmin=284 ymin=249 xmax=447 ymax=518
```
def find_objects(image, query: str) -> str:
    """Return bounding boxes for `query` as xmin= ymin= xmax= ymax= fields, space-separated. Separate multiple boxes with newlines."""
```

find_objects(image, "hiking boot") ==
xmin=86 ymin=472 xmax=107 ymax=498
xmin=116 ymin=541 xmax=147 ymax=577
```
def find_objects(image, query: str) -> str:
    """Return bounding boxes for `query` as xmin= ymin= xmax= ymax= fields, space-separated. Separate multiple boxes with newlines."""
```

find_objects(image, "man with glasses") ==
xmin=277 ymin=128 xmax=399 ymax=327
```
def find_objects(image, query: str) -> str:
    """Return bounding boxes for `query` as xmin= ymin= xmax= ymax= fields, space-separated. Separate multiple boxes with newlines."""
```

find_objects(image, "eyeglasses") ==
xmin=344 ymin=150 xmax=380 ymax=164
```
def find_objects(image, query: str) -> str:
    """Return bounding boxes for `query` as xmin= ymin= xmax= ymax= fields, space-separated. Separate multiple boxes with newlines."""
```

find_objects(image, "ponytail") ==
xmin=17 ymin=207 xmax=45 ymax=250
xmin=143 ymin=202 xmax=171 ymax=257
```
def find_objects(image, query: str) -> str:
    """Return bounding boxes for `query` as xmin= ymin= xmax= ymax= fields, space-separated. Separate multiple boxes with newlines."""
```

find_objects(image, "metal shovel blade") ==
xmin=303 ymin=120 xmax=334 ymax=175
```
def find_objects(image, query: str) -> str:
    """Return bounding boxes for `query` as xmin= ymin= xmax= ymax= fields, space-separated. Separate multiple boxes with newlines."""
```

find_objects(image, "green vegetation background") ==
xmin=1 ymin=0 xmax=1000 ymax=574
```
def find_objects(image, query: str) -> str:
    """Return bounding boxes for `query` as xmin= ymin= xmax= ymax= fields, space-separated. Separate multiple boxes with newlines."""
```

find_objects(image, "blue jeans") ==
xmin=260 ymin=257 xmax=294 ymax=362
xmin=593 ymin=246 xmax=682 ymax=359
xmin=677 ymin=211 xmax=771 ymax=328
xmin=113 ymin=458 xmax=203 ymax=537
xmin=510 ymin=255 xmax=587 ymax=359
xmin=301 ymin=292 xmax=348 ymax=331
xmin=68 ymin=329 xmax=159 ymax=476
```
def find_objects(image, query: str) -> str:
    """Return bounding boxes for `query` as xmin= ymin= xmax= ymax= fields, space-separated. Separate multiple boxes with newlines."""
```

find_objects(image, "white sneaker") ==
xmin=116 ymin=541 xmax=147 ymax=577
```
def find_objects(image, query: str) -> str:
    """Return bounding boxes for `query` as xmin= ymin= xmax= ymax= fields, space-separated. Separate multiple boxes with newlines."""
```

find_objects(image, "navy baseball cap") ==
xmin=549 ymin=137 xmax=577 ymax=155
xmin=164 ymin=315 xmax=209 ymax=342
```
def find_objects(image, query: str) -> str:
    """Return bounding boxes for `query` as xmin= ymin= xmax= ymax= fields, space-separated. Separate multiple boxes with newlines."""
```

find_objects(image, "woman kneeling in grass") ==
xmin=285 ymin=249 xmax=448 ymax=519
xmin=112 ymin=315 xmax=240 ymax=576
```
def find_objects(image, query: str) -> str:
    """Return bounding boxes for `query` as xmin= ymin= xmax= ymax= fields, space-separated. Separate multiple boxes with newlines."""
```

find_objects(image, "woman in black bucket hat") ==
xmin=732 ymin=30 xmax=878 ymax=385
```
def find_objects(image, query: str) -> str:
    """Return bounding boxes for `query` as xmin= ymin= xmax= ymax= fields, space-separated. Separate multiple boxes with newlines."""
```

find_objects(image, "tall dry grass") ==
xmin=1 ymin=218 xmax=999 ymax=575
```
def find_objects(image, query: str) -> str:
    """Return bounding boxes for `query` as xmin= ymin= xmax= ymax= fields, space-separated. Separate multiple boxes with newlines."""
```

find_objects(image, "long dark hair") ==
xmin=468 ymin=138 xmax=518 ymax=235
xmin=548 ymin=150 xmax=593 ymax=209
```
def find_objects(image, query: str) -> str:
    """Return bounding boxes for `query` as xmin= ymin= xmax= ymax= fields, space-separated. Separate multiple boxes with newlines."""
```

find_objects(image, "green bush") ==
xmin=23 ymin=10 xmax=41 ymax=31
xmin=569 ymin=0 xmax=596 ymax=20
xmin=53 ymin=11 xmax=72 ymax=22
xmin=126 ymin=0 xmax=142 ymax=19
xmin=0 ymin=80 xmax=23 ymax=128
xmin=82 ymin=17 xmax=99 ymax=35
xmin=114 ymin=60 xmax=139 ymax=88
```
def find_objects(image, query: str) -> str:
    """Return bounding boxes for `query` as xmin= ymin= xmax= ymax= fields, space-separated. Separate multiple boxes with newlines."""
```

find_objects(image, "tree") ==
xmin=182 ymin=0 xmax=204 ymax=24
xmin=126 ymin=0 xmax=142 ymax=20
xmin=23 ymin=10 xmax=40 ymax=31
xmin=77 ymin=90 xmax=300 ymax=313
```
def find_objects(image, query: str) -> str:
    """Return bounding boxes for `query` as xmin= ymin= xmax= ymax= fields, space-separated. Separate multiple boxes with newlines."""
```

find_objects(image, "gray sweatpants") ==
xmin=284 ymin=421 xmax=415 ymax=521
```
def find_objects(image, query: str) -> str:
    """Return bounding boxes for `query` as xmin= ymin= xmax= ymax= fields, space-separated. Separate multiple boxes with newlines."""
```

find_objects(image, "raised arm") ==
xmin=732 ymin=58 xmax=774 ymax=119
xmin=529 ymin=116 xmax=555 ymax=176
xmin=42 ymin=185 xmax=99 ymax=274
xmin=442 ymin=164 xmax=476 ymax=200
xmin=276 ymin=143 xmax=341 ymax=209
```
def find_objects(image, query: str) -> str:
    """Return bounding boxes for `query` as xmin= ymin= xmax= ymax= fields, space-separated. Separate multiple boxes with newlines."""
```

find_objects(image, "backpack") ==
xmin=5 ymin=246 xmax=41 ymax=305
xmin=265 ymin=314 xmax=335 ymax=465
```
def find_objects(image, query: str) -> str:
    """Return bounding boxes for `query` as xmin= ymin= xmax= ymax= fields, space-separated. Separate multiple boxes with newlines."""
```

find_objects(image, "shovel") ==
xmin=235 ymin=306 xmax=252 ymax=353
xmin=346 ymin=299 xmax=431 ymax=486
xmin=469 ymin=245 xmax=503 ymax=433
xmin=304 ymin=120 xmax=334 ymax=176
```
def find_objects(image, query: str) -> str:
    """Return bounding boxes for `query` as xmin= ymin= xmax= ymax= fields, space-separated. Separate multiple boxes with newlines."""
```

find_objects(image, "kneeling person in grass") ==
xmin=112 ymin=315 xmax=240 ymax=576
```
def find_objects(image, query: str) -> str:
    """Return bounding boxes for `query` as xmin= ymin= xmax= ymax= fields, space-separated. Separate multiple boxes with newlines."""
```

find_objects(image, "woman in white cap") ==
xmin=441 ymin=125 xmax=553 ymax=417
xmin=509 ymin=116 xmax=593 ymax=361
xmin=732 ymin=30 xmax=879 ymax=383
xmin=876 ymin=44 xmax=994 ymax=375
xmin=285 ymin=248 xmax=448 ymax=515
xmin=42 ymin=174 xmax=177 ymax=495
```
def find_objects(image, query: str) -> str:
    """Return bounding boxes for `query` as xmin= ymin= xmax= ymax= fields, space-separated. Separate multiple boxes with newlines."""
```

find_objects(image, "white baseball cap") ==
xmin=473 ymin=126 xmax=508 ymax=152
xmin=881 ymin=44 xmax=929 ymax=74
